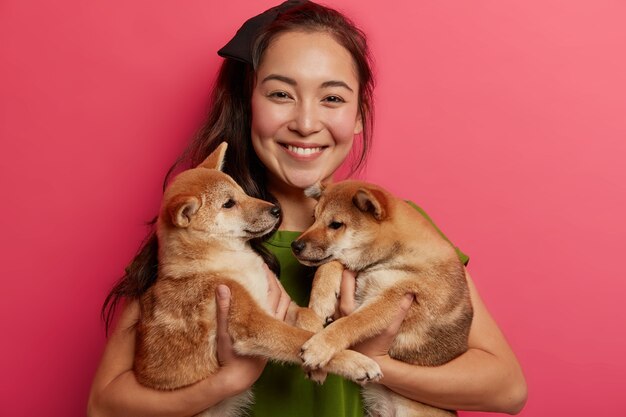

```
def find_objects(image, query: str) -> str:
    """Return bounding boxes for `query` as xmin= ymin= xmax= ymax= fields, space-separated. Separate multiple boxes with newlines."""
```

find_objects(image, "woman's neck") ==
xmin=267 ymin=180 xmax=320 ymax=232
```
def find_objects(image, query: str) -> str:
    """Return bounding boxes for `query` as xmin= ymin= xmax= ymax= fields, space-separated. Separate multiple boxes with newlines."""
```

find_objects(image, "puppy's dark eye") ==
xmin=328 ymin=221 xmax=343 ymax=230
xmin=222 ymin=199 xmax=236 ymax=208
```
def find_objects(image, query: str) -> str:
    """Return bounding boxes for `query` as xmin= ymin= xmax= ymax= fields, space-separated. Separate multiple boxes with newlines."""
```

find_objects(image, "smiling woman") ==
xmin=251 ymin=31 xmax=363 ymax=219
xmin=88 ymin=2 xmax=526 ymax=417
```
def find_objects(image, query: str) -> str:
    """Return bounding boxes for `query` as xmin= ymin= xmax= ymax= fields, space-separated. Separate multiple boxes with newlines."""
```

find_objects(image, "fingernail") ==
xmin=217 ymin=285 xmax=229 ymax=298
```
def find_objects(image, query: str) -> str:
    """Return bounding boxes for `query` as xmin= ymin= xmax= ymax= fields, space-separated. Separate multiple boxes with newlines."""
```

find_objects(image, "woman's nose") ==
xmin=288 ymin=101 xmax=322 ymax=136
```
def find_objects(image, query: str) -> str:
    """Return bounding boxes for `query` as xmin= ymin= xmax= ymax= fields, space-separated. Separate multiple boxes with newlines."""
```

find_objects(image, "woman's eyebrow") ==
xmin=320 ymin=80 xmax=354 ymax=92
xmin=262 ymin=74 xmax=297 ymax=86
xmin=261 ymin=74 xmax=354 ymax=92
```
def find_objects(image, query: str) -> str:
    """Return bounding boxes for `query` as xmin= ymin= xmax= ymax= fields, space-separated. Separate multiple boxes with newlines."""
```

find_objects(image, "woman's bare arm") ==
xmin=343 ymin=269 xmax=528 ymax=414
xmin=88 ymin=266 xmax=290 ymax=417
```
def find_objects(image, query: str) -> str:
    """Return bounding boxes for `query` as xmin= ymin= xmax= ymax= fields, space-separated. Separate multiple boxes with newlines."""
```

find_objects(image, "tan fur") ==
xmin=134 ymin=144 xmax=382 ymax=417
xmin=293 ymin=180 xmax=473 ymax=417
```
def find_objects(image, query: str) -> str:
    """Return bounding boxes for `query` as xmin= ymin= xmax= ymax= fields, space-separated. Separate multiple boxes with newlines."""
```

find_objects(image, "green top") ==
xmin=250 ymin=201 xmax=468 ymax=416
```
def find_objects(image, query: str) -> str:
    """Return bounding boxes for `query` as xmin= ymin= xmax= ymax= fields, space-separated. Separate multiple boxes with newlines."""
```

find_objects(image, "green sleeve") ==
xmin=405 ymin=201 xmax=470 ymax=266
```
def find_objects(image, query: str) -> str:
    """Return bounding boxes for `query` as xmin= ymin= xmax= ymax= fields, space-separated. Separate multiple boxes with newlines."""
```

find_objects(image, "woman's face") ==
xmin=251 ymin=31 xmax=363 ymax=192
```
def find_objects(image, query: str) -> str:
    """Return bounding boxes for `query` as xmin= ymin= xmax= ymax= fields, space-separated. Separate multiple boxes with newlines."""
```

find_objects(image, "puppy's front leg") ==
xmin=308 ymin=260 xmax=344 ymax=325
xmin=300 ymin=288 xmax=411 ymax=370
xmin=292 ymin=305 xmax=324 ymax=333
xmin=294 ymin=261 xmax=343 ymax=332
xmin=226 ymin=281 xmax=381 ymax=384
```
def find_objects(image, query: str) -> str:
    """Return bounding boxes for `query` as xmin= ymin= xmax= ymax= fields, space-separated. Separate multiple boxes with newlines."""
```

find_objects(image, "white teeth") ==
xmin=287 ymin=145 xmax=322 ymax=156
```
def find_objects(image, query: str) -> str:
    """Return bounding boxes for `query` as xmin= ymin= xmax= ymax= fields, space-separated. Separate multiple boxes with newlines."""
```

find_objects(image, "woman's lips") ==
xmin=280 ymin=143 xmax=327 ymax=160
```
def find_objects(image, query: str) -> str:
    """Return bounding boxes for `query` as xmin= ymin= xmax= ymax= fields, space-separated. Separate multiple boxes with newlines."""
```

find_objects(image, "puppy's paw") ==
xmin=310 ymin=297 xmax=338 ymax=326
xmin=351 ymin=357 xmax=383 ymax=385
xmin=306 ymin=368 xmax=328 ymax=384
xmin=330 ymin=350 xmax=383 ymax=385
xmin=300 ymin=334 xmax=337 ymax=369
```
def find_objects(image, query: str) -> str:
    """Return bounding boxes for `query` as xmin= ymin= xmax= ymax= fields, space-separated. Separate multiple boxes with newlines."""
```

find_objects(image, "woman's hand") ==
xmin=334 ymin=269 xmax=413 ymax=361
xmin=214 ymin=284 xmax=267 ymax=393
xmin=89 ymin=298 xmax=245 ymax=417
xmin=333 ymin=269 xmax=526 ymax=413
xmin=346 ymin=269 xmax=527 ymax=414
xmin=263 ymin=264 xmax=292 ymax=321
xmin=214 ymin=265 xmax=292 ymax=392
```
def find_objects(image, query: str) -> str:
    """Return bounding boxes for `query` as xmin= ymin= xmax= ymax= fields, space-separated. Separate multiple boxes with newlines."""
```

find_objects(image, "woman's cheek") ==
xmin=252 ymin=100 xmax=292 ymax=138
xmin=252 ymin=100 xmax=277 ymax=138
xmin=327 ymin=108 xmax=361 ymax=144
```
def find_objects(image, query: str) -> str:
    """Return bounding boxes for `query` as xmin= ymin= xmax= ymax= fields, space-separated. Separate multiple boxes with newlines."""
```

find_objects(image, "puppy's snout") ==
xmin=269 ymin=205 xmax=281 ymax=218
xmin=291 ymin=240 xmax=306 ymax=255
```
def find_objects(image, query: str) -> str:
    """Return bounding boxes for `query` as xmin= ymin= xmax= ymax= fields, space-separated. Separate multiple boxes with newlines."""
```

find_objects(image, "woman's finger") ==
xmin=386 ymin=293 xmax=414 ymax=335
xmin=274 ymin=279 xmax=291 ymax=320
xmin=264 ymin=264 xmax=291 ymax=320
xmin=215 ymin=284 xmax=233 ymax=366
xmin=216 ymin=284 xmax=231 ymax=332
xmin=338 ymin=269 xmax=357 ymax=317
xmin=351 ymin=293 xmax=415 ymax=358
xmin=265 ymin=264 xmax=282 ymax=312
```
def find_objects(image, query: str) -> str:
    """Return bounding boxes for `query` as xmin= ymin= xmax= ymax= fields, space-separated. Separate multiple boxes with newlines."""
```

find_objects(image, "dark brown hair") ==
xmin=102 ymin=1 xmax=375 ymax=333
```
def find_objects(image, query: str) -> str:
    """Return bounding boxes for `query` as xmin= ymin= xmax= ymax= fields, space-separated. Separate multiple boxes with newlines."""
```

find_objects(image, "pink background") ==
xmin=1 ymin=0 xmax=625 ymax=416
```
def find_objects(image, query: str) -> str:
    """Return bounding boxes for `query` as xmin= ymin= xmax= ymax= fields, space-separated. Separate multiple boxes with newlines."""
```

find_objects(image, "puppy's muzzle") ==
xmin=269 ymin=205 xmax=281 ymax=218
xmin=291 ymin=239 xmax=306 ymax=255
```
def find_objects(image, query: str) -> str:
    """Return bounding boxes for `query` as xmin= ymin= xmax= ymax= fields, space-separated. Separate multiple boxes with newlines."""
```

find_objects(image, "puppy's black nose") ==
xmin=270 ymin=205 xmax=281 ymax=218
xmin=291 ymin=240 xmax=306 ymax=255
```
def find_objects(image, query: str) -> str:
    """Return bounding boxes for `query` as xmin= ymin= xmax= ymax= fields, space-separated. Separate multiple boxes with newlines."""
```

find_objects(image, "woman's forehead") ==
xmin=256 ymin=31 xmax=359 ymax=86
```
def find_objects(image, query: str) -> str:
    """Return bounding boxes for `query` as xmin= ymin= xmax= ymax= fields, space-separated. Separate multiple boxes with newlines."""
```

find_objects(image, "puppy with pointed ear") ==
xmin=352 ymin=187 xmax=387 ymax=221
xmin=166 ymin=142 xmax=229 ymax=229
xmin=296 ymin=179 xmax=472 ymax=417
xmin=198 ymin=141 xmax=228 ymax=171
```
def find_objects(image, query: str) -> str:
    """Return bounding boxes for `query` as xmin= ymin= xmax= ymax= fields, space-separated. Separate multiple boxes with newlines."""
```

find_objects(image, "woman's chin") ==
xmin=282 ymin=170 xmax=330 ymax=191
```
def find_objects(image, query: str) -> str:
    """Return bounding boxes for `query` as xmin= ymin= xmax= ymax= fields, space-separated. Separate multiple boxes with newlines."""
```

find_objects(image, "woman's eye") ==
xmin=323 ymin=95 xmax=345 ymax=104
xmin=268 ymin=91 xmax=291 ymax=100
xmin=328 ymin=221 xmax=343 ymax=230
xmin=222 ymin=199 xmax=236 ymax=209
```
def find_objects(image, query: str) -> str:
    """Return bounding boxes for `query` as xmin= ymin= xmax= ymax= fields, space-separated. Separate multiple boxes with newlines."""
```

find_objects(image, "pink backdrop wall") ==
xmin=1 ymin=1 xmax=624 ymax=415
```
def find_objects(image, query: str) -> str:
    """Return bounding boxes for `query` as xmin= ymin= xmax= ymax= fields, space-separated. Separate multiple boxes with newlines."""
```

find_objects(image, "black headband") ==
xmin=217 ymin=0 xmax=310 ymax=65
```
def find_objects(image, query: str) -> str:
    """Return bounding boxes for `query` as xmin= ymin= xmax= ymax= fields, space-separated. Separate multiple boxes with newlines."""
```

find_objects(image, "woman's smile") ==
xmin=279 ymin=142 xmax=328 ymax=160
xmin=251 ymin=31 xmax=363 ymax=191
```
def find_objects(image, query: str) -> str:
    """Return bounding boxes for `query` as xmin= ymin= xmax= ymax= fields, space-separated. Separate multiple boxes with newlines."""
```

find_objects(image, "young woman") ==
xmin=88 ymin=2 xmax=527 ymax=416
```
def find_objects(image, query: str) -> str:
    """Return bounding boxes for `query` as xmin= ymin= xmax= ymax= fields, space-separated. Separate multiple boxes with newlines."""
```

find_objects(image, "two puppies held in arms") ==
xmin=134 ymin=143 xmax=473 ymax=417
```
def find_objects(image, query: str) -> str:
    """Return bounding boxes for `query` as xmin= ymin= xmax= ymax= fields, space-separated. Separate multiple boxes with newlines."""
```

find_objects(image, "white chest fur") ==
xmin=354 ymin=269 xmax=409 ymax=308
xmin=205 ymin=247 xmax=271 ymax=312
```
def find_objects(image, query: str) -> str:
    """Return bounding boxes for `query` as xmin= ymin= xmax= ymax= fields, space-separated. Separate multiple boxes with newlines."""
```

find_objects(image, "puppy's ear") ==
xmin=198 ymin=142 xmax=228 ymax=171
xmin=304 ymin=182 xmax=325 ymax=200
xmin=169 ymin=195 xmax=201 ymax=228
xmin=353 ymin=188 xmax=387 ymax=221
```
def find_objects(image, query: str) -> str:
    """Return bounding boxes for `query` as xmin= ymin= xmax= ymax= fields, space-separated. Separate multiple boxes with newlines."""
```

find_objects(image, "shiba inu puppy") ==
xmin=133 ymin=143 xmax=382 ymax=417
xmin=292 ymin=180 xmax=473 ymax=417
